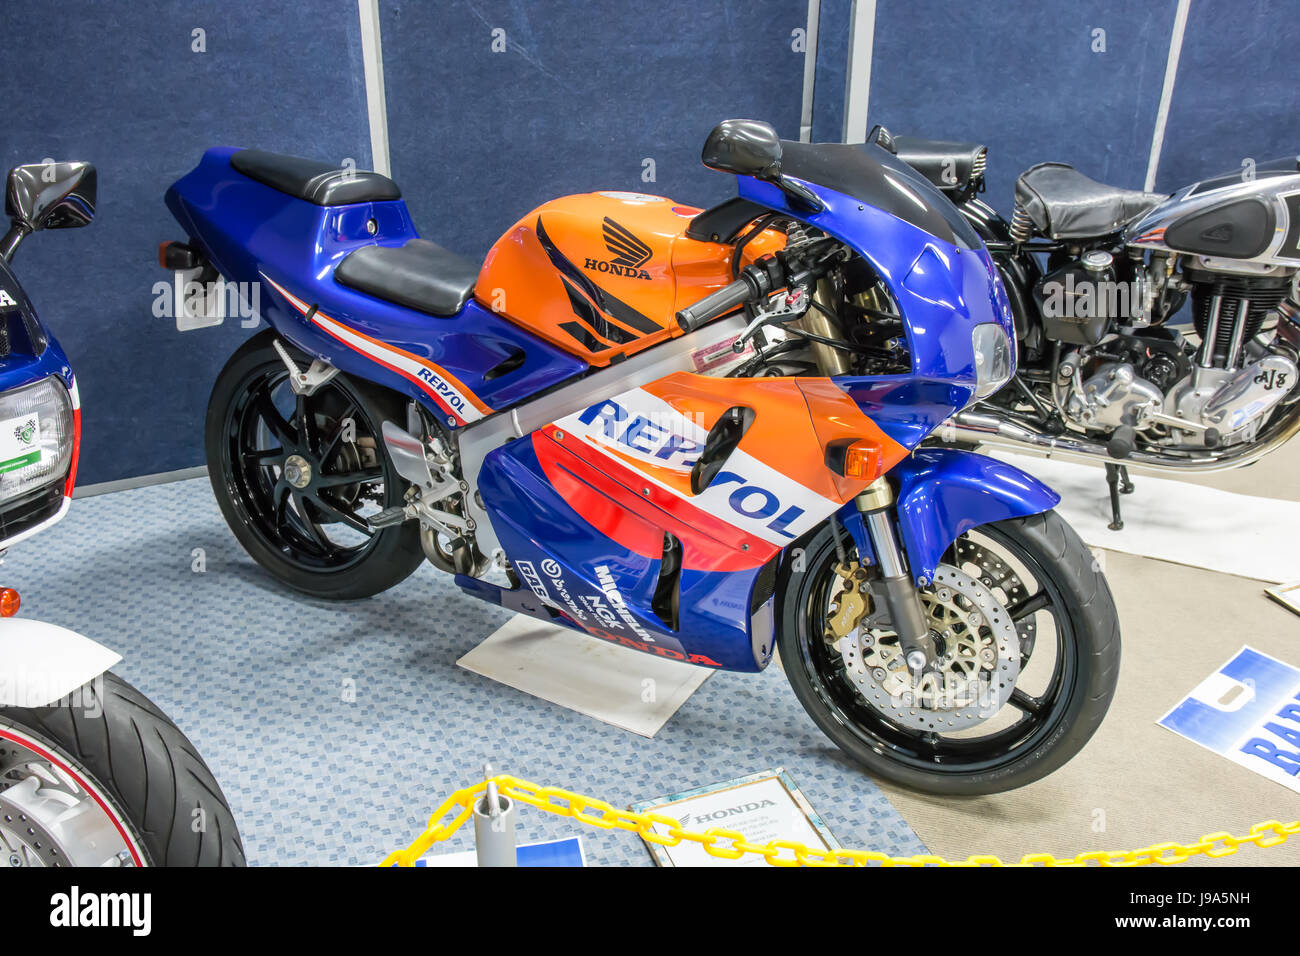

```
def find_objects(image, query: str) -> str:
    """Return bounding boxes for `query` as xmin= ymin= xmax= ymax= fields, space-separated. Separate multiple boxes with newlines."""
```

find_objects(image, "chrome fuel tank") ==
xmin=1126 ymin=156 xmax=1300 ymax=266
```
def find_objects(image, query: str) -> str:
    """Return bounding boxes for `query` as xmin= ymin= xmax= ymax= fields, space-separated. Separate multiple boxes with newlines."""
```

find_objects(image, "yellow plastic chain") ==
xmin=380 ymin=774 xmax=1300 ymax=868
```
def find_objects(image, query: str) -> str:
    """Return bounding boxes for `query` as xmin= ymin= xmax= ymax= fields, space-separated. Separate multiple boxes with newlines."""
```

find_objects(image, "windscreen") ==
xmin=778 ymin=140 xmax=982 ymax=250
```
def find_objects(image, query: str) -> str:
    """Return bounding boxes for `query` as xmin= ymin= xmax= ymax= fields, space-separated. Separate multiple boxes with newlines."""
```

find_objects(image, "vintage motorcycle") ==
xmin=885 ymin=127 xmax=1300 ymax=528
xmin=163 ymin=120 xmax=1120 ymax=795
xmin=0 ymin=160 xmax=243 ymax=867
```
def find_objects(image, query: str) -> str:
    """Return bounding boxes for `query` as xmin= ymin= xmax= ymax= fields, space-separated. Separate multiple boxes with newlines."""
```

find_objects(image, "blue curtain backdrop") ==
xmin=0 ymin=0 xmax=1294 ymax=484
xmin=0 ymin=0 xmax=372 ymax=485
xmin=378 ymin=0 xmax=807 ymax=260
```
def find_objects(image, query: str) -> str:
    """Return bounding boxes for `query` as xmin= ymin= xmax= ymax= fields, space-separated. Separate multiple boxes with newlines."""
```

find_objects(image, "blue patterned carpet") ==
xmin=3 ymin=478 xmax=926 ymax=865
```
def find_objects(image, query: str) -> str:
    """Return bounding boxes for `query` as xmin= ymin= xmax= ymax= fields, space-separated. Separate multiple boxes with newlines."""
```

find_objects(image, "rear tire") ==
xmin=205 ymin=330 xmax=424 ymax=599
xmin=0 ymin=672 xmax=244 ymax=866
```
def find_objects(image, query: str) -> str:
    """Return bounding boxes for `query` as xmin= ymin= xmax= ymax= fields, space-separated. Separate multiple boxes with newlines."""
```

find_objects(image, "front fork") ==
xmin=854 ymin=477 xmax=936 ymax=677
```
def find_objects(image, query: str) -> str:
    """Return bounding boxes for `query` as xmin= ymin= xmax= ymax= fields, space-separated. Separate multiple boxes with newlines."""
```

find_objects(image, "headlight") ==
xmin=0 ymin=376 xmax=74 ymax=505
xmin=971 ymin=323 xmax=1013 ymax=401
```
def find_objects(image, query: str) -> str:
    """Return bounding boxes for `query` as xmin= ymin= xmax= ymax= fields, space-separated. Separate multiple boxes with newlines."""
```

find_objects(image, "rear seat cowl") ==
xmin=230 ymin=149 xmax=401 ymax=206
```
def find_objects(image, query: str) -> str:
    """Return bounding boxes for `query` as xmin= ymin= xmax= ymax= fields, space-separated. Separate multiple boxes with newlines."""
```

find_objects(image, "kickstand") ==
xmin=1118 ymin=464 xmax=1135 ymax=495
xmin=1104 ymin=462 xmax=1125 ymax=531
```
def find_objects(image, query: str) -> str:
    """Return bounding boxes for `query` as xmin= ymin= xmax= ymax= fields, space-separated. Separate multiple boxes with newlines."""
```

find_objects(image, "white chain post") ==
xmin=473 ymin=763 xmax=518 ymax=867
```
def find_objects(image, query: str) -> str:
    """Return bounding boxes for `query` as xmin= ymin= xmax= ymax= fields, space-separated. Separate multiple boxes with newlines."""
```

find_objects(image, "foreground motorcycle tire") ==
xmin=0 ymin=671 xmax=244 ymax=866
xmin=206 ymin=330 xmax=425 ymax=600
xmin=778 ymin=508 xmax=1120 ymax=796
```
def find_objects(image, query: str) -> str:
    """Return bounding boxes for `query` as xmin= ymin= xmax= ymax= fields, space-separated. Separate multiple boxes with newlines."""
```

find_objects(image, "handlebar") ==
xmin=675 ymin=256 xmax=785 ymax=332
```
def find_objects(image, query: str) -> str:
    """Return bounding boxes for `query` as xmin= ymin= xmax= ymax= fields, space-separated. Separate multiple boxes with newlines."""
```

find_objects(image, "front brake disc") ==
xmin=828 ymin=563 xmax=1021 ymax=732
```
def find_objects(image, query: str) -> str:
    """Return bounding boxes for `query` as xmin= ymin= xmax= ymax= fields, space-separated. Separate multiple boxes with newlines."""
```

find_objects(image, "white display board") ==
xmin=629 ymin=768 xmax=840 ymax=867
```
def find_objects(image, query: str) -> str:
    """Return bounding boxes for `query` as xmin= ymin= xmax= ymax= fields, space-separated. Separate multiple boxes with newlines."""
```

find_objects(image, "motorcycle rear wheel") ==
xmin=0 ymin=671 xmax=244 ymax=867
xmin=206 ymin=330 xmax=424 ymax=600
xmin=777 ymin=509 xmax=1120 ymax=795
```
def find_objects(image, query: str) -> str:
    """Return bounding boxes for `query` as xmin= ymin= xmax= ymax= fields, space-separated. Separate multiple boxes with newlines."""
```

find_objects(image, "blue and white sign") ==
xmin=1159 ymin=645 xmax=1300 ymax=794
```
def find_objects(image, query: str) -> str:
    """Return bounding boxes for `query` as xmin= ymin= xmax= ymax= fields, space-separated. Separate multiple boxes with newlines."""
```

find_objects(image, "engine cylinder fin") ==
xmin=1188 ymin=271 xmax=1290 ymax=367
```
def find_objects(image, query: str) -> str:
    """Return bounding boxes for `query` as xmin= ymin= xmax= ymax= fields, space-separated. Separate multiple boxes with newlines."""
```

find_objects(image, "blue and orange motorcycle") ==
xmin=0 ymin=161 xmax=243 ymax=866
xmin=164 ymin=120 xmax=1121 ymax=794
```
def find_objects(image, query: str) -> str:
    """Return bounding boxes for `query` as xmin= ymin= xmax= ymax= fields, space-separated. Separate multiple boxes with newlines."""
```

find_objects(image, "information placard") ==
xmin=629 ymin=768 xmax=839 ymax=867
xmin=1159 ymin=645 xmax=1300 ymax=794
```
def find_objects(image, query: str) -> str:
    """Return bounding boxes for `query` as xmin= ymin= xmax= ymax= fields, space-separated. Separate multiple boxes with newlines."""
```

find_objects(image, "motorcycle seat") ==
xmin=334 ymin=239 xmax=478 ymax=317
xmin=893 ymin=135 xmax=987 ymax=195
xmin=1015 ymin=163 xmax=1165 ymax=240
xmin=230 ymin=149 xmax=402 ymax=206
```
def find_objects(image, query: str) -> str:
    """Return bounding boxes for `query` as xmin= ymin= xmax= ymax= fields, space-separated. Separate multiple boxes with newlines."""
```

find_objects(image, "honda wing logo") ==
xmin=584 ymin=217 xmax=653 ymax=279
xmin=603 ymin=217 xmax=652 ymax=268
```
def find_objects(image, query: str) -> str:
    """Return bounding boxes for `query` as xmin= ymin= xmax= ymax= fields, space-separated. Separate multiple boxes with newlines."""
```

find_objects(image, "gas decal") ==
xmin=514 ymin=560 xmax=550 ymax=604
xmin=554 ymin=388 xmax=840 ymax=546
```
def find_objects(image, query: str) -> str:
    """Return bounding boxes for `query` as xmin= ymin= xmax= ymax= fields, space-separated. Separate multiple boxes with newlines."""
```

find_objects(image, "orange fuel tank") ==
xmin=475 ymin=191 xmax=784 ymax=366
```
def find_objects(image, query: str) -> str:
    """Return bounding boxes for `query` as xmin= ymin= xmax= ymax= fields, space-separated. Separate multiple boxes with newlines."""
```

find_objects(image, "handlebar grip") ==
xmin=675 ymin=275 xmax=755 ymax=332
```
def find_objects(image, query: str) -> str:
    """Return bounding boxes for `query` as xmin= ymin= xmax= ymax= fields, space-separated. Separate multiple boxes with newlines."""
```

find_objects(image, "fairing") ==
xmin=167 ymin=140 xmax=1055 ymax=675
xmin=0 ymin=257 xmax=80 ymax=548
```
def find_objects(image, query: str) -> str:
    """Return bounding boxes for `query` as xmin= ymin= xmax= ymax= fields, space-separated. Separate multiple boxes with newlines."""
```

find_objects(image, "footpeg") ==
xmin=370 ymin=506 xmax=408 ymax=528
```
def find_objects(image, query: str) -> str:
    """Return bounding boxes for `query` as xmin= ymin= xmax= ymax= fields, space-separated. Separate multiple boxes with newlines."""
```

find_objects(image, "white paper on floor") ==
xmin=995 ymin=452 xmax=1300 ymax=583
xmin=457 ymin=616 xmax=711 ymax=737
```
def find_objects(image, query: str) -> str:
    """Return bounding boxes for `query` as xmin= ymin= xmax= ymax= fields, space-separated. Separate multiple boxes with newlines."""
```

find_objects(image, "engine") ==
xmin=1054 ymin=259 xmax=1300 ymax=450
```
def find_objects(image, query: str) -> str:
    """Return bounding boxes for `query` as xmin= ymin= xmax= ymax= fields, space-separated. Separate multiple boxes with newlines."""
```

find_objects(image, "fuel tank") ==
xmin=476 ymin=191 xmax=784 ymax=366
xmin=1126 ymin=156 xmax=1300 ymax=265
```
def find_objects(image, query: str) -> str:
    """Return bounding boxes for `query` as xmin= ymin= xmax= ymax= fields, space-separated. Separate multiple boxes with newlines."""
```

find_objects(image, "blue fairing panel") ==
xmin=891 ymin=448 xmax=1059 ymax=581
xmin=475 ymin=431 xmax=770 ymax=672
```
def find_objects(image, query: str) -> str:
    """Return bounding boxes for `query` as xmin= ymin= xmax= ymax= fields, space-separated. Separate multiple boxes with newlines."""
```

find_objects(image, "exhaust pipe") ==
xmin=943 ymin=405 xmax=1300 ymax=475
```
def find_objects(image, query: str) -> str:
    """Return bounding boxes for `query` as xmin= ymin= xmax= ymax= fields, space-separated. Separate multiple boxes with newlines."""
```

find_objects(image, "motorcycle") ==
xmin=0 ymin=160 xmax=243 ymax=867
xmin=884 ymin=126 xmax=1300 ymax=529
xmin=163 ymin=120 xmax=1121 ymax=795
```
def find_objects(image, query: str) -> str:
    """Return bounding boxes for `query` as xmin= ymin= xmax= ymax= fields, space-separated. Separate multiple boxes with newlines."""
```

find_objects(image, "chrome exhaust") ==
xmin=943 ymin=404 xmax=1300 ymax=475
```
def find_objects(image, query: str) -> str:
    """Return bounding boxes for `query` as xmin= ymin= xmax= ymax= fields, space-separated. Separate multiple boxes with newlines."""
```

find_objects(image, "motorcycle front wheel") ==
xmin=778 ymin=509 xmax=1120 ymax=795
xmin=0 ymin=671 xmax=244 ymax=867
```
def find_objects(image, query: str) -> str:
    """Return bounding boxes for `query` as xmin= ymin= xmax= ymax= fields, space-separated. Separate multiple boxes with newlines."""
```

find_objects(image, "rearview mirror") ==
xmin=701 ymin=119 xmax=783 ymax=180
xmin=6 ymin=161 xmax=97 ymax=233
xmin=1 ymin=161 xmax=95 ymax=261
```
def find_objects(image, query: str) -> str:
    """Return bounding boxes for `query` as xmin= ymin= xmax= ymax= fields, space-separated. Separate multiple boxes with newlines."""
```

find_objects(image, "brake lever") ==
xmin=732 ymin=286 xmax=811 ymax=352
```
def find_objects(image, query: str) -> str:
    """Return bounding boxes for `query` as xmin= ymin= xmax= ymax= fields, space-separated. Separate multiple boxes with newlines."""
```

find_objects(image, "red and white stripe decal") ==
xmin=63 ymin=377 xmax=81 ymax=498
xmin=262 ymin=274 xmax=492 ymax=426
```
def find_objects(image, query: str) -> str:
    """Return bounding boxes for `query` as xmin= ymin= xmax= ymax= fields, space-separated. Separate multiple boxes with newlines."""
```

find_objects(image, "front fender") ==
xmin=0 ymin=618 xmax=121 ymax=708
xmin=834 ymin=448 xmax=1059 ymax=583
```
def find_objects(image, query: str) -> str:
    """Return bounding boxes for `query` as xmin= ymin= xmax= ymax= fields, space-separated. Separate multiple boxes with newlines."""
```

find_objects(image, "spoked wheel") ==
xmin=206 ymin=331 xmax=423 ymax=599
xmin=778 ymin=510 xmax=1120 ymax=795
xmin=0 ymin=672 xmax=244 ymax=867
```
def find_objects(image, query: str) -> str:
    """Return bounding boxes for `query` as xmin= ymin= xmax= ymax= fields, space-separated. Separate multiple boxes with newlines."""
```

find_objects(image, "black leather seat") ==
xmin=335 ymin=239 xmax=478 ymax=317
xmin=230 ymin=149 xmax=401 ymax=206
xmin=893 ymin=135 xmax=987 ymax=196
xmin=1015 ymin=163 xmax=1165 ymax=240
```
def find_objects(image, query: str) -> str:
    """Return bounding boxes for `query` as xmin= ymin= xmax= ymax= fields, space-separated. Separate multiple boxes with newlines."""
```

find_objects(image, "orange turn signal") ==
xmin=0 ymin=588 xmax=20 ymax=618
xmin=842 ymin=439 xmax=883 ymax=481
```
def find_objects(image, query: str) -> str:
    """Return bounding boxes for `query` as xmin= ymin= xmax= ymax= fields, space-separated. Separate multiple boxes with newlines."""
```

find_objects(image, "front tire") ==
xmin=777 ymin=509 xmax=1120 ymax=795
xmin=205 ymin=330 xmax=424 ymax=600
xmin=0 ymin=672 xmax=244 ymax=866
